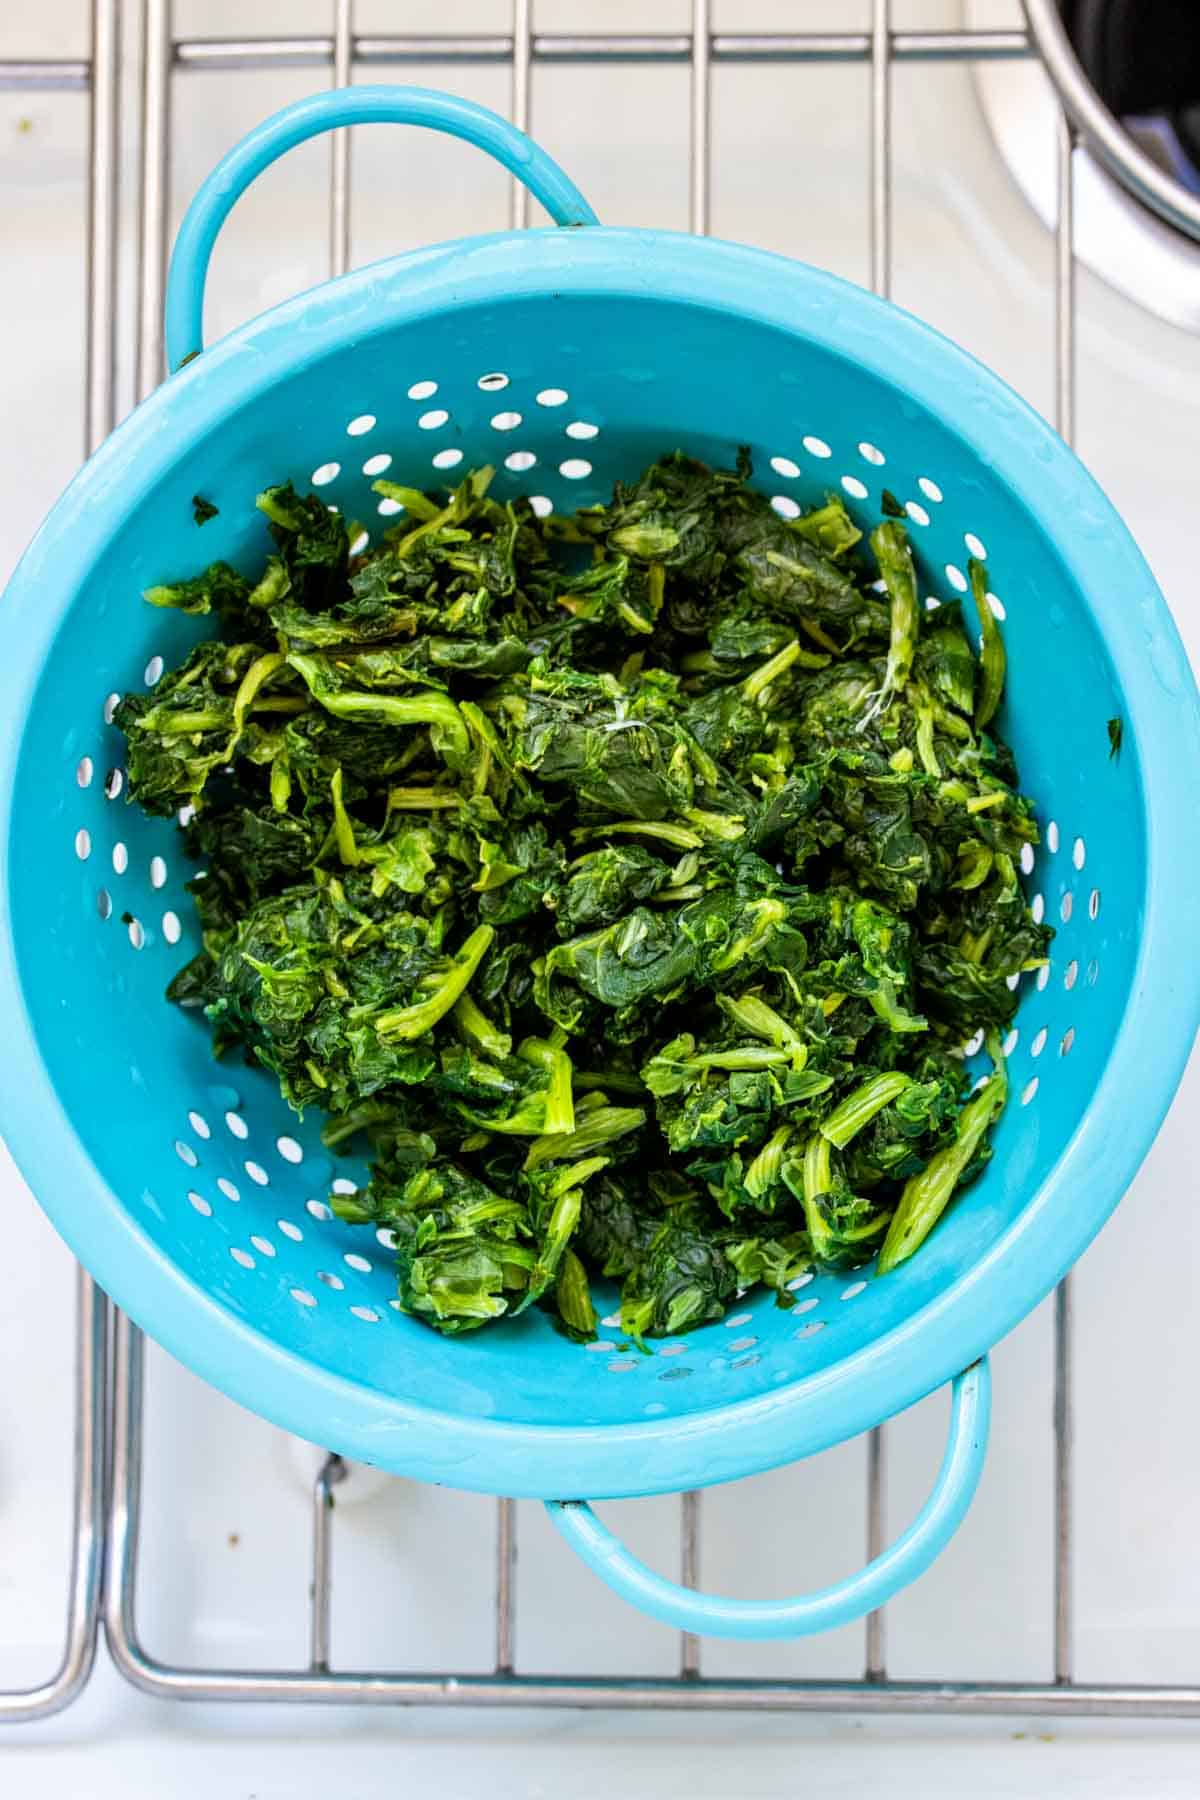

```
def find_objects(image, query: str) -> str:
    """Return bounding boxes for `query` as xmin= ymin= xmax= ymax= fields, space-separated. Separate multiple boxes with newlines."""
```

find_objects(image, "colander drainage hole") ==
xmin=224 ymin=1110 xmax=249 ymax=1140
xmin=187 ymin=1110 xmax=211 ymax=1139
xmin=75 ymin=756 xmax=93 ymax=788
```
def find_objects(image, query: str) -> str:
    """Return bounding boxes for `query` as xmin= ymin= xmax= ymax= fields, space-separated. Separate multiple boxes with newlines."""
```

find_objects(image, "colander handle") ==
xmin=545 ymin=1356 xmax=990 ymax=1640
xmin=164 ymin=85 xmax=599 ymax=371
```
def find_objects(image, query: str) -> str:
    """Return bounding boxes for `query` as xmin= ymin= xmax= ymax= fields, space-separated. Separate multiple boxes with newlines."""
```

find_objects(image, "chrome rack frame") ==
xmin=7 ymin=0 xmax=1200 ymax=1723
xmin=0 ymin=0 xmax=116 ymax=1724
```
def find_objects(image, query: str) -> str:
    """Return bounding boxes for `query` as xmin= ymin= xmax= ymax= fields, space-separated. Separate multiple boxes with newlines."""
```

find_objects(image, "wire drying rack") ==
xmin=3 ymin=0 xmax=1198 ymax=1725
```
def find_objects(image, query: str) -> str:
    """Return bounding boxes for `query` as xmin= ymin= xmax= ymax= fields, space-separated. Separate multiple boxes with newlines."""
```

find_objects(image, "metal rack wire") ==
xmin=0 ymin=0 xmax=116 ymax=1723
xmin=5 ymin=0 xmax=1200 ymax=1723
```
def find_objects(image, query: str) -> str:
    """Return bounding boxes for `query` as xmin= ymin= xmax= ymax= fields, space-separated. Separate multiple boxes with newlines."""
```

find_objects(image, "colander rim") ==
xmin=1 ymin=225 xmax=1197 ymax=1499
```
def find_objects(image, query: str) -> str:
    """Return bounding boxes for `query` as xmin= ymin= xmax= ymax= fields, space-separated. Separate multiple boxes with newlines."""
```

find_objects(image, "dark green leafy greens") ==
xmin=118 ymin=453 xmax=1049 ymax=1339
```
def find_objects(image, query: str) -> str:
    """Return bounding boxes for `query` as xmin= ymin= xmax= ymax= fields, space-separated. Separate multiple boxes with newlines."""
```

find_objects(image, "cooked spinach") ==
xmin=118 ymin=453 xmax=1049 ymax=1338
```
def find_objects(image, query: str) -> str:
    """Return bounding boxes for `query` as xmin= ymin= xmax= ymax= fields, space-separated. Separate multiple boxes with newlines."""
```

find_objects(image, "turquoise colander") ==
xmin=1 ymin=88 xmax=1197 ymax=1641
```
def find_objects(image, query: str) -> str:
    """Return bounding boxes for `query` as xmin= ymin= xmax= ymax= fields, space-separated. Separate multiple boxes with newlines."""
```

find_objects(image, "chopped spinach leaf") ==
xmin=118 ymin=452 xmax=1049 ymax=1337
